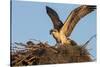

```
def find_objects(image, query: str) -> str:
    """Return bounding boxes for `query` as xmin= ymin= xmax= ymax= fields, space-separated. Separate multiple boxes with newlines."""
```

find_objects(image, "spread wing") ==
xmin=46 ymin=6 xmax=63 ymax=30
xmin=61 ymin=5 xmax=96 ymax=37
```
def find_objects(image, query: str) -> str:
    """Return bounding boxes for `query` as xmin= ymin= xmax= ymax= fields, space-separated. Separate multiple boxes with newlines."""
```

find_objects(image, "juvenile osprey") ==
xmin=46 ymin=5 xmax=96 ymax=45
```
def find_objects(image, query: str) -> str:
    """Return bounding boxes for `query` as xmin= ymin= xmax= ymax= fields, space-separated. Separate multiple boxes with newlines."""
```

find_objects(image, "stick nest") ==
xmin=11 ymin=40 xmax=92 ymax=66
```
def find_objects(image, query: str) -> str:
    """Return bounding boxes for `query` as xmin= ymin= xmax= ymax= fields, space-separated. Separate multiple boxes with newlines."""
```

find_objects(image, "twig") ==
xmin=81 ymin=34 xmax=96 ymax=48
xmin=14 ymin=42 xmax=26 ymax=46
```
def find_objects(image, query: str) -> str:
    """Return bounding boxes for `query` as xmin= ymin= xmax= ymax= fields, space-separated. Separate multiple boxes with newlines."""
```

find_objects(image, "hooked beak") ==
xmin=50 ymin=29 xmax=53 ymax=35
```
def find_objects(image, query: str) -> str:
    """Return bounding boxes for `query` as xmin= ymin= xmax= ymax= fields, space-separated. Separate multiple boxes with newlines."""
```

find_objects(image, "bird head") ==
xmin=50 ymin=29 xmax=58 ymax=35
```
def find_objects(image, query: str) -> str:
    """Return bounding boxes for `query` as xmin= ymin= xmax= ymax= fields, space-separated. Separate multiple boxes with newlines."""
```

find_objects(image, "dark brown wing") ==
xmin=61 ymin=5 xmax=96 ymax=37
xmin=46 ymin=6 xmax=63 ymax=30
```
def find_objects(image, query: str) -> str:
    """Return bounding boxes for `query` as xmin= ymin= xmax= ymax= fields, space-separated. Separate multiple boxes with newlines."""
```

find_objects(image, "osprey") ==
xmin=46 ymin=5 xmax=96 ymax=45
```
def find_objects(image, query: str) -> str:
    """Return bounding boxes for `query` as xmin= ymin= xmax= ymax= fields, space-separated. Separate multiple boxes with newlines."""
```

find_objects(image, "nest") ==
xmin=10 ymin=40 xmax=93 ymax=66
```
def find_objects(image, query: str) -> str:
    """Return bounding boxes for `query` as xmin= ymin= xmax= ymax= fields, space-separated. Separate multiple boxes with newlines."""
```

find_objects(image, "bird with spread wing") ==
xmin=46 ymin=5 xmax=96 ymax=46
